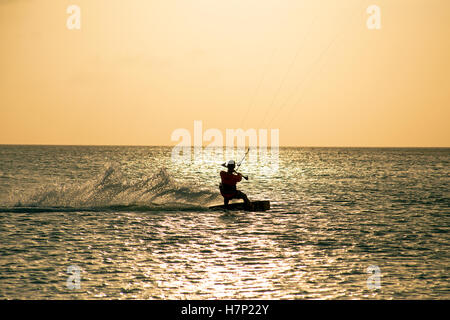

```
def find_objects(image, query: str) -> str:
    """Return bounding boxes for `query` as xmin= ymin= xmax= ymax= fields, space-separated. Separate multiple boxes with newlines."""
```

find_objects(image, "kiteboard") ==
xmin=209 ymin=200 xmax=270 ymax=212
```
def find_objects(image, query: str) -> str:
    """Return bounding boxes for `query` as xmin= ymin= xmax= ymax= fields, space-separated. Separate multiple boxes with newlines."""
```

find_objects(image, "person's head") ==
xmin=226 ymin=160 xmax=235 ymax=172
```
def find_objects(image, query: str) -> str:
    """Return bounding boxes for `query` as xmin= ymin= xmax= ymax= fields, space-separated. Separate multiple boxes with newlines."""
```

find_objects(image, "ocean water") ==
xmin=0 ymin=145 xmax=448 ymax=299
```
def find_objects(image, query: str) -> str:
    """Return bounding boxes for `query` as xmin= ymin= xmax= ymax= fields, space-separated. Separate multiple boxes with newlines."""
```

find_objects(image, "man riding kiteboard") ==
xmin=219 ymin=160 xmax=250 ymax=208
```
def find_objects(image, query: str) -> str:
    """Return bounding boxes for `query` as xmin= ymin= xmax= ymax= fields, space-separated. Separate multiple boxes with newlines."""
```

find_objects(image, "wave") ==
xmin=0 ymin=204 xmax=209 ymax=214
xmin=4 ymin=163 xmax=220 ymax=212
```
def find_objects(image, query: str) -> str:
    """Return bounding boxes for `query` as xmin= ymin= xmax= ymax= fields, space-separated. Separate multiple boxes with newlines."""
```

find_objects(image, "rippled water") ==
xmin=0 ymin=146 xmax=448 ymax=299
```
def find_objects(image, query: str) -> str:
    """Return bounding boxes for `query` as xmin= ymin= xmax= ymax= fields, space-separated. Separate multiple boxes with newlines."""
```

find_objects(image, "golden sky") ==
xmin=0 ymin=0 xmax=449 ymax=147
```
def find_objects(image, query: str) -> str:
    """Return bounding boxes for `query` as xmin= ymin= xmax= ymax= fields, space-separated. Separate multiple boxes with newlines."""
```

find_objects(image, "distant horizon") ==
xmin=1 ymin=143 xmax=448 ymax=149
xmin=1 ymin=1 xmax=449 ymax=148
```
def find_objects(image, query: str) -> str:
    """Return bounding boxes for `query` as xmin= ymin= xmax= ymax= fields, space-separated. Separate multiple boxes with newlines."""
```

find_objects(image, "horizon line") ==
xmin=0 ymin=143 xmax=449 ymax=149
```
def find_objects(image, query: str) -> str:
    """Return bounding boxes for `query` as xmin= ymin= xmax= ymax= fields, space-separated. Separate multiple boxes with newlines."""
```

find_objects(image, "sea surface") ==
xmin=0 ymin=145 xmax=448 ymax=299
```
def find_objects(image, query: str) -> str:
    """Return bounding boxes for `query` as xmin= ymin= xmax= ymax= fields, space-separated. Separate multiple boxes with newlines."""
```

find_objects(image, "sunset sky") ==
xmin=1 ymin=0 xmax=449 ymax=147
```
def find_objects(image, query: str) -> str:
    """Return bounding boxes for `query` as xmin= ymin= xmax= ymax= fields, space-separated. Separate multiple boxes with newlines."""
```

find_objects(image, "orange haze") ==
xmin=1 ymin=0 xmax=449 ymax=147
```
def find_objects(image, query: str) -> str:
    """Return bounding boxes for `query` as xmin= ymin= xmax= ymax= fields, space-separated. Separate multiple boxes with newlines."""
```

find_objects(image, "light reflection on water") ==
xmin=0 ymin=146 xmax=448 ymax=299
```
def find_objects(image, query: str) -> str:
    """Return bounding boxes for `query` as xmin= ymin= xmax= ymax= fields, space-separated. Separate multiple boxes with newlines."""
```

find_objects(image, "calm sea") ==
xmin=0 ymin=145 xmax=448 ymax=299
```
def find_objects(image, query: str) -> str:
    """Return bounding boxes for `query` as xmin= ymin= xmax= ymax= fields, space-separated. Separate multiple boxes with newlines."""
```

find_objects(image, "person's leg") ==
xmin=242 ymin=193 xmax=250 ymax=206
xmin=220 ymin=184 xmax=230 ymax=207
xmin=235 ymin=190 xmax=250 ymax=206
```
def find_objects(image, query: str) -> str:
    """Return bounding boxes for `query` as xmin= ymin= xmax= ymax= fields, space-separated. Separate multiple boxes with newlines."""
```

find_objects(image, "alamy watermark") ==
xmin=66 ymin=5 xmax=81 ymax=30
xmin=171 ymin=121 xmax=280 ymax=174
xmin=366 ymin=265 xmax=382 ymax=290
xmin=66 ymin=265 xmax=82 ymax=290
xmin=367 ymin=5 xmax=381 ymax=30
